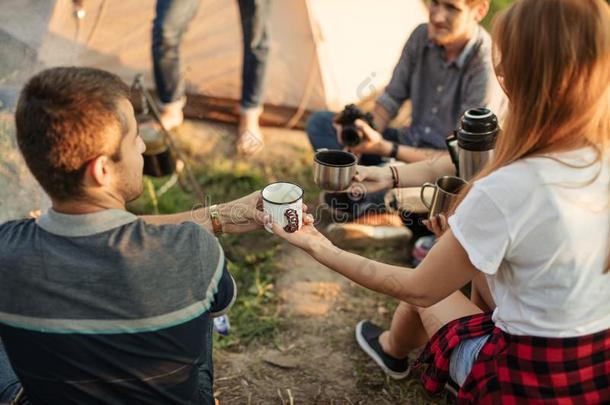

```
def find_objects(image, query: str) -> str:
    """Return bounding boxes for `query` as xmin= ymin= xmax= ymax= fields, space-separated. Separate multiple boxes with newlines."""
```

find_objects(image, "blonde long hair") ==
xmin=456 ymin=0 xmax=610 ymax=270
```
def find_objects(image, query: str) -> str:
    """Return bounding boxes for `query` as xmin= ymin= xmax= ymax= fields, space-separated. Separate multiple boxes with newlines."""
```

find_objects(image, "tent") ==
xmin=0 ymin=0 xmax=428 ymax=125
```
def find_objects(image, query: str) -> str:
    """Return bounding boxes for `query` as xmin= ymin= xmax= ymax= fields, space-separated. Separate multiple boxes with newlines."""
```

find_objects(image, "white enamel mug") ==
xmin=262 ymin=182 xmax=303 ymax=234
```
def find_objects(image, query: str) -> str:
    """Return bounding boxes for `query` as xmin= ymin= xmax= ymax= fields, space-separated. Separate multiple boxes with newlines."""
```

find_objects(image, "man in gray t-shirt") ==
xmin=0 ymin=67 xmax=287 ymax=405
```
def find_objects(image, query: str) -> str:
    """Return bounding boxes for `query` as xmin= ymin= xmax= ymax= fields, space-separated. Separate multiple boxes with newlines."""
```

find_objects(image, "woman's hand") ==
xmin=216 ymin=192 xmax=310 ymax=235
xmin=348 ymin=165 xmax=395 ymax=195
xmin=422 ymin=214 xmax=448 ymax=238
xmin=271 ymin=214 xmax=332 ymax=254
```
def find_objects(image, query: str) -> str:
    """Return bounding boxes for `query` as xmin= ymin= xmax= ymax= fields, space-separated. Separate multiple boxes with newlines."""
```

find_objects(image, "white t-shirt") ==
xmin=449 ymin=147 xmax=610 ymax=337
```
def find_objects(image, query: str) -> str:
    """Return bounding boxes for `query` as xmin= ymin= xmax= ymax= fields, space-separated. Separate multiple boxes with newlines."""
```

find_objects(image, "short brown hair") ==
xmin=15 ymin=67 xmax=130 ymax=201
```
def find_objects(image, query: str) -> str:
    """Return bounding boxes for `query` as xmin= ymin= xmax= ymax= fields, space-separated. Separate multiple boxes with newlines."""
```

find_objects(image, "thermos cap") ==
xmin=456 ymin=107 xmax=499 ymax=151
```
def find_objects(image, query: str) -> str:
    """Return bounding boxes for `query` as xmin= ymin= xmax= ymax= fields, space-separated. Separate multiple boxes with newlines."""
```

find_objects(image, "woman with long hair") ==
xmin=274 ymin=0 xmax=610 ymax=402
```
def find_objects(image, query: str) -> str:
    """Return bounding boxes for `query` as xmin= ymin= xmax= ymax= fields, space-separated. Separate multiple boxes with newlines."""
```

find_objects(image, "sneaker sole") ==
xmin=355 ymin=321 xmax=410 ymax=380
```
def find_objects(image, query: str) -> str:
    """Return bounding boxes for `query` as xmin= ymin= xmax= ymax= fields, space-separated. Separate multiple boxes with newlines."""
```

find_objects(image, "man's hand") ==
xmin=347 ymin=119 xmax=393 ymax=156
xmin=215 ymin=191 xmax=310 ymax=235
xmin=214 ymin=191 xmax=270 ymax=234
xmin=347 ymin=165 xmax=395 ymax=194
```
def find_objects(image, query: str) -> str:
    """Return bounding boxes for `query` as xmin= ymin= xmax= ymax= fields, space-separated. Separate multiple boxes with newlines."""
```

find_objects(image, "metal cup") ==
xmin=262 ymin=181 xmax=303 ymax=234
xmin=420 ymin=176 xmax=468 ymax=218
xmin=313 ymin=149 xmax=357 ymax=191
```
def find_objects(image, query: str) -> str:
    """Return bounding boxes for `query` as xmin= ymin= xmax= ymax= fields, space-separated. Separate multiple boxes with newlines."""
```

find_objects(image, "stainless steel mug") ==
xmin=313 ymin=149 xmax=357 ymax=191
xmin=420 ymin=176 xmax=468 ymax=218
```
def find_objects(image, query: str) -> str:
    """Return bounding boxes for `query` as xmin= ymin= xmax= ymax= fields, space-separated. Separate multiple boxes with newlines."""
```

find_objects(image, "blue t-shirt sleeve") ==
xmin=209 ymin=263 xmax=236 ymax=317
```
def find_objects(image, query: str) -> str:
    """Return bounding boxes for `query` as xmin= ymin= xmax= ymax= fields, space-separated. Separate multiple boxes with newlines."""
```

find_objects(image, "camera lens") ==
xmin=341 ymin=125 xmax=361 ymax=147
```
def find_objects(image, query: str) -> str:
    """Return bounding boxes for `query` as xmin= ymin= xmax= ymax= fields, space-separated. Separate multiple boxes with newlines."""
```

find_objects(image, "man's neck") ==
xmin=443 ymin=26 xmax=477 ymax=62
xmin=52 ymin=194 xmax=126 ymax=215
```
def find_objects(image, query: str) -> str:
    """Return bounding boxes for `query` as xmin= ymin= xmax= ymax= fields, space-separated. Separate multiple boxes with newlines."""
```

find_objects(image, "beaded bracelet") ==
xmin=389 ymin=166 xmax=400 ymax=188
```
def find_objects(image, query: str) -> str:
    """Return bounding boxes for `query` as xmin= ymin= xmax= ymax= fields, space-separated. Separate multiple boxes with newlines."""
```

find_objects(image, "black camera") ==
xmin=335 ymin=104 xmax=376 ymax=147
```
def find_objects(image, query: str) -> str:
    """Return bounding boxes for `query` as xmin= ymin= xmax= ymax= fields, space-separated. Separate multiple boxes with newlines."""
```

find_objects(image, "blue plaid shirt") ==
xmin=377 ymin=24 xmax=506 ymax=149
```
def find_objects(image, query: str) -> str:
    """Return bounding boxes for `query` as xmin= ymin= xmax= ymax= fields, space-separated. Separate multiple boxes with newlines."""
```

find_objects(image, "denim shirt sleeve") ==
xmin=458 ymin=43 xmax=508 ymax=122
xmin=377 ymin=24 xmax=426 ymax=118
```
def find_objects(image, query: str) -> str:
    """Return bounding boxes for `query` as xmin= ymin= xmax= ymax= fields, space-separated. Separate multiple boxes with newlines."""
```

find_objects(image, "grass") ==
xmin=128 ymin=151 xmax=317 ymax=351
xmin=214 ymin=242 xmax=283 ymax=349
xmin=482 ymin=0 xmax=517 ymax=30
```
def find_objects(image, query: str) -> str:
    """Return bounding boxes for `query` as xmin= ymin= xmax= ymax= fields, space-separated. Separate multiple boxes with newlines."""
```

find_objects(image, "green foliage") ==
xmin=213 ymin=246 xmax=282 ymax=349
xmin=482 ymin=0 xmax=517 ymax=30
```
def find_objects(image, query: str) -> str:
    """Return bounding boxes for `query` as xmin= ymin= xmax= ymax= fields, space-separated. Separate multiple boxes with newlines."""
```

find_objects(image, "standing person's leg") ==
xmin=238 ymin=0 xmax=270 ymax=111
xmin=236 ymin=0 xmax=271 ymax=155
xmin=152 ymin=0 xmax=200 ymax=130
xmin=0 ymin=340 xmax=22 ymax=403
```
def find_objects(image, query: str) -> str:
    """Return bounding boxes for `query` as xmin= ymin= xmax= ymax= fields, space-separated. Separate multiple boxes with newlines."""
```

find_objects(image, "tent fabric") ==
xmin=0 ymin=0 xmax=427 ymax=111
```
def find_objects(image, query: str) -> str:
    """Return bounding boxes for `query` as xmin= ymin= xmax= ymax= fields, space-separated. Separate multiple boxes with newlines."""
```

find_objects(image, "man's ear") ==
xmin=473 ymin=0 xmax=490 ymax=23
xmin=84 ymin=155 xmax=112 ymax=188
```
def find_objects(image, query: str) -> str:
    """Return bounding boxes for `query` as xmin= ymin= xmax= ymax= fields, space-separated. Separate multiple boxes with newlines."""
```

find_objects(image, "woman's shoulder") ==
xmin=473 ymin=160 xmax=538 ymax=197
xmin=473 ymin=147 xmax=608 ymax=208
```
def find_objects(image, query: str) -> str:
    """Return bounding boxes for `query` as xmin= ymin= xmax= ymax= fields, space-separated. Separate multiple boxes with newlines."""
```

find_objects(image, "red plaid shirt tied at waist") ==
xmin=415 ymin=312 xmax=610 ymax=404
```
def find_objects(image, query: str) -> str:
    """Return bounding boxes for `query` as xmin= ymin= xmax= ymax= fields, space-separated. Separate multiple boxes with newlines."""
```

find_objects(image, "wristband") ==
xmin=389 ymin=142 xmax=399 ymax=159
xmin=209 ymin=204 xmax=223 ymax=236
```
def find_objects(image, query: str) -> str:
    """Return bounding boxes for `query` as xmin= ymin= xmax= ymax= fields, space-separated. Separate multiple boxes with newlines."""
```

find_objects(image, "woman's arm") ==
xmin=349 ymin=155 xmax=456 ymax=193
xmin=272 ymin=223 xmax=479 ymax=307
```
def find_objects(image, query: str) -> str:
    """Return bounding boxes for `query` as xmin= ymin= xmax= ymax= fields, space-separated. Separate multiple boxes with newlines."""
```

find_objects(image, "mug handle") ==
xmin=420 ymin=183 xmax=436 ymax=210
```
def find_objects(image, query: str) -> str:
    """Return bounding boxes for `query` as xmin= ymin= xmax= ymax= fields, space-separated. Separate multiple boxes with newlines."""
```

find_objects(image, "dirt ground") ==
xmin=176 ymin=120 xmax=449 ymax=404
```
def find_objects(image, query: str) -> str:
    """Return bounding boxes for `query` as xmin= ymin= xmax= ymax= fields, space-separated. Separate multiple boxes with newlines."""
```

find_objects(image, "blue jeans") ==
xmin=152 ymin=0 xmax=270 ymax=108
xmin=306 ymin=111 xmax=404 ymax=166
xmin=449 ymin=335 xmax=490 ymax=386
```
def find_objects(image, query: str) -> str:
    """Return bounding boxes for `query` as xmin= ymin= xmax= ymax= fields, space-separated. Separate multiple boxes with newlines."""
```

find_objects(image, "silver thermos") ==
xmin=446 ymin=107 xmax=499 ymax=181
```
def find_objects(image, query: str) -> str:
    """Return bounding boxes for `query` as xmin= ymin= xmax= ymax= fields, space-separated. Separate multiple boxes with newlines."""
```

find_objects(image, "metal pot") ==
xmin=313 ymin=149 xmax=357 ymax=191
xmin=140 ymin=124 xmax=175 ymax=177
